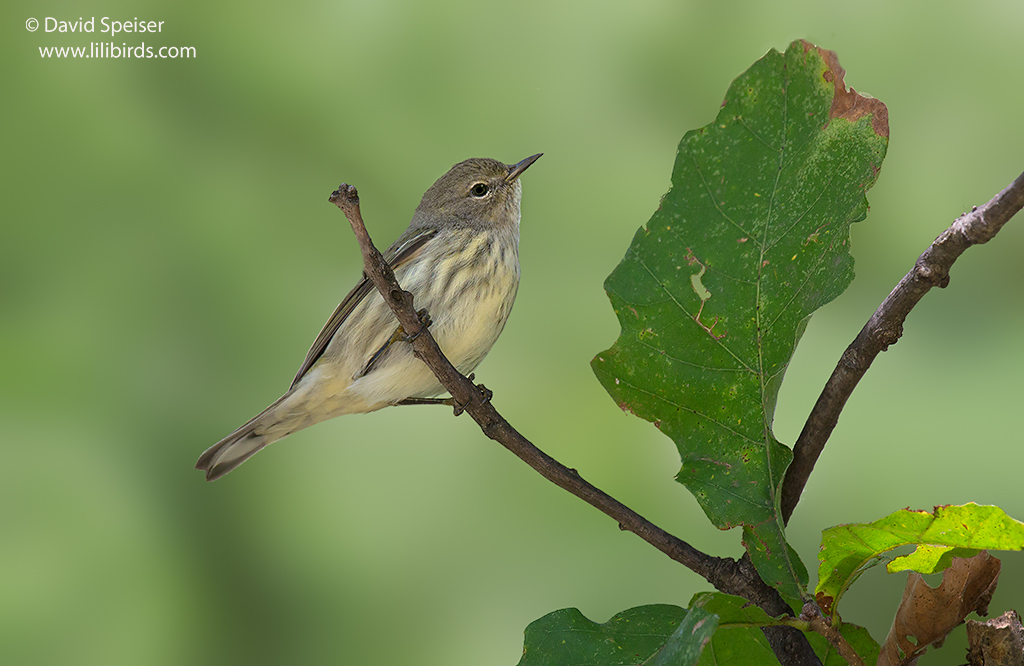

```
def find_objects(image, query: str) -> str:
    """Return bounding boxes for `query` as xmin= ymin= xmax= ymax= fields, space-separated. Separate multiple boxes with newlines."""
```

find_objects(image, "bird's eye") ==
xmin=470 ymin=182 xmax=489 ymax=197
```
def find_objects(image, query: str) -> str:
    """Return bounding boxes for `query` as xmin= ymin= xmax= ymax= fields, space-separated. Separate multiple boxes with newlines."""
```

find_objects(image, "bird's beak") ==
xmin=506 ymin=153 xmax=543 ymax=182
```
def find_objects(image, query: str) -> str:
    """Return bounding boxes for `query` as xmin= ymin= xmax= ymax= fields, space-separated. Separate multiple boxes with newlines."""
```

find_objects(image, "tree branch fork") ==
xmin=328 ymin=167 xmax=1024 ymax=665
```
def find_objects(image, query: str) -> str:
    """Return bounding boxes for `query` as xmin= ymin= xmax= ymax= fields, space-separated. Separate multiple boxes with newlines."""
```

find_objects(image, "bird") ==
xmin=196 ymin=154 xmax=542 ymax=481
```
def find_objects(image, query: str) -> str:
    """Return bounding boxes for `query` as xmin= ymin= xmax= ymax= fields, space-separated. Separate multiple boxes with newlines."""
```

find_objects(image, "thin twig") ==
xmin=329 ymin=183 xmax=822 ymax=666
xmin=781 ymin=171 xmax=1024 ymax=524
xmin=801 ymin=603 xmax=866 ymax=666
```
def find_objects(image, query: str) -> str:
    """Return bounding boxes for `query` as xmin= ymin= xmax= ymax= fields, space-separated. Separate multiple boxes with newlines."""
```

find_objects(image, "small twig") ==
xmin=722 ymin=618 xmax=811 ymax=631
xmin=801 ymin=603 xmax=866 ymax=666
xmin=329 ymin=183 xmax=822 ymax=666
xmin=781 ymin=171 xmax=1024 ymax=524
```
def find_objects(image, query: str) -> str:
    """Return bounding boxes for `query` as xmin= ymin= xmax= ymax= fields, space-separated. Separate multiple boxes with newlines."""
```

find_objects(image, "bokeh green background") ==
xmin=4 ymin=1 xmax=1023 ymax=664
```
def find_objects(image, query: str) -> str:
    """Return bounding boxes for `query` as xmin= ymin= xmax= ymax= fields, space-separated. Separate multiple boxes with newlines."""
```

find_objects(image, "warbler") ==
xmin=196 ymin=154 xmax=541 ymax=481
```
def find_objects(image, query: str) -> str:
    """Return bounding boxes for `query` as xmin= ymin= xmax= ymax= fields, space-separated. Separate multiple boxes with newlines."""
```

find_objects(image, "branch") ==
xmin=329 ymin=184 xmax=717 ymax=573
xmin=328 ymin=184 xmax=822 ymax=666
xmin=781 ymin=171 xmax=1024 ymax=523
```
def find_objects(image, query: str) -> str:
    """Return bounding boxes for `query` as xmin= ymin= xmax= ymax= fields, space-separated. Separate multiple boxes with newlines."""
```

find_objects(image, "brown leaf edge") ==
xmin=799 ymin=40 xmax=890 ymax=140
xmin=878 ymin=551 xmax=1001 ymax=666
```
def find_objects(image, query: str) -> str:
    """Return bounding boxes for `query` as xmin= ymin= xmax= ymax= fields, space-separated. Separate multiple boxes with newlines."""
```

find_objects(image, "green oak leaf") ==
xmin=690 ymin=593 xmax=778 ymax=666
xmin=816 ymin=503 xmax=1024 ymax=620
xmin=646 ymin=605 xmax=719 ymax=666
xmin=591 ymin=40 xmax=887 ymax=605
xmin=517 ymin=605 xmax=693 ymax=666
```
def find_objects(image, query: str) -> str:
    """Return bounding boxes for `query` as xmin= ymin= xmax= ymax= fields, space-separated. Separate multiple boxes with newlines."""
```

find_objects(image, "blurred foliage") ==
xmin=3 ymin=1 xmax=1024 ymax=665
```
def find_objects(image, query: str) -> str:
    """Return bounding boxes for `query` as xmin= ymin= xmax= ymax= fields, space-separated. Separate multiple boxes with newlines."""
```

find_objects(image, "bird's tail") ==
xmin=196 ymin=393 xmax=298 ymax=481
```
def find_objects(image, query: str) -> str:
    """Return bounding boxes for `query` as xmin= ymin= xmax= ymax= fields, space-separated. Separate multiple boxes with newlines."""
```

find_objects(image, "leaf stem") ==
xmin=801 ymin=603 xmax=867 ymax=666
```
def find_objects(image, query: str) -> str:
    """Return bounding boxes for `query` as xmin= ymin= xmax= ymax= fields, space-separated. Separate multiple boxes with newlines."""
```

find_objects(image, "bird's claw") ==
xmin=398 ymin=308 xmax=432 ymax=343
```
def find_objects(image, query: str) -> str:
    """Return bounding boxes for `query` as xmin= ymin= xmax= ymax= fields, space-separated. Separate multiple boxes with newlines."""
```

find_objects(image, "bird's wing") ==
xmin=289 ymin=227 xmax=439 ymax=388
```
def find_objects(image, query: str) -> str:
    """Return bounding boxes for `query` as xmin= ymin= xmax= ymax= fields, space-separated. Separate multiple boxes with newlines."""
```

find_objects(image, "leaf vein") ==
xmin=634 ymin=339 xmax=755 ymax=373
xmin=612 ymin=375 xmax=762 ymax=446
xmin=635 ymin=255 xmax=756 ymax=374
xmin=690 ymin=153 xmax=755 ymax=239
